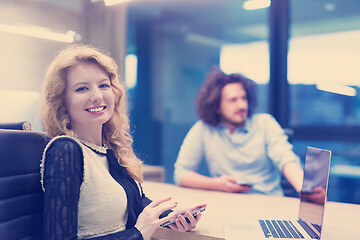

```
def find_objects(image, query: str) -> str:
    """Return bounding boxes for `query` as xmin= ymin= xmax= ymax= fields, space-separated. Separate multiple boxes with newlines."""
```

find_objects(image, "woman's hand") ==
xmin=135 ymin=197 xmax=178 ymax=240
xmin=167 ymin=203 xmax=207 ymax=232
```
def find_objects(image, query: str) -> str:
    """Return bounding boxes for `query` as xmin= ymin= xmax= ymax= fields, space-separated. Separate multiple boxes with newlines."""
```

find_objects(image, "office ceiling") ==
xmin=24 ymin=0 xmax=360 ymax=43
xmin=126 ymin=0 xmax=360 ymax=43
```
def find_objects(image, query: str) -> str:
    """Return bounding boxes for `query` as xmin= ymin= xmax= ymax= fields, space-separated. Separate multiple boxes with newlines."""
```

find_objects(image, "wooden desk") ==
xmin=142 ymin=181 xmax=360 ymax=240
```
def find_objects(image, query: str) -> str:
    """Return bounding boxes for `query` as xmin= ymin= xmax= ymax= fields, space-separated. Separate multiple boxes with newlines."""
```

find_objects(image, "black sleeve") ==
xmin=140 ymin=184 xmax=152 ymax=208
xmin=42 ymin=138 xmax=144 ymax=240
xmin=43 ymin=139 xmax=83 ymax=240
xmin=82 ymin=228 xmax=143 ymax=240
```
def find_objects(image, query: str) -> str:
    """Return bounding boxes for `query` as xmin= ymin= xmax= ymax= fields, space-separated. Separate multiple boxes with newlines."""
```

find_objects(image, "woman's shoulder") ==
xmin=45 ymin=135 xmax=82 ymax=151
xmin=42 ymin=135 xmax=84 ymax=162
xmin=40 ymin=135 xmax=84 ymax=191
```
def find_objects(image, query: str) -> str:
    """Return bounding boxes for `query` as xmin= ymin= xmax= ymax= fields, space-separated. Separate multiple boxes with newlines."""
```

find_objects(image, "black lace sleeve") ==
xmin=42 ymin=138 xmax=144 ymax=240
xmin=43 ymin=139 xmax=83 ymax=240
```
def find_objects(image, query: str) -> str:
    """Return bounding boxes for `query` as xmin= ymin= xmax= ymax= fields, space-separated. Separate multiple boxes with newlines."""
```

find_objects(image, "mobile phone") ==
xmin=237 ymin=183 xmax=252 ymax=187
xmin=300 ymin=190 xmax=315 ymax=195
xmin=160 ymin=207 xmax=206 ymax=227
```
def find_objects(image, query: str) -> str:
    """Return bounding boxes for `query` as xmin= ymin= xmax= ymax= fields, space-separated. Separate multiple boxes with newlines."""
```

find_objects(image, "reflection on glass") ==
xmin=288 ymin=31 xmax=360 ymax=126
xmin=298 ymin=147 xmax=331 ymax=237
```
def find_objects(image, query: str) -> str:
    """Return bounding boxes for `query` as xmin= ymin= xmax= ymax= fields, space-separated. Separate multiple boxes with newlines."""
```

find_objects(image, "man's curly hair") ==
xmin=195 ymin=70 xmax=257 ymax=126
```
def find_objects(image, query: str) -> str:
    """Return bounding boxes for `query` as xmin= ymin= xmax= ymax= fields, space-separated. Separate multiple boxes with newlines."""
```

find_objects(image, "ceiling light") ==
xmin=316 ymin=82 xmax=356 ymax=97
xmin=185 ymin=33 xmax=227 ymax=47
xmin=324 ymin=3 xmax=336 ymax=12
xmin=125 ymin=54 xmax=138 ymax=89
xmin=0 ymin=24 xmax=80 ymax=43
xmin=104 ymin=0 xmax=133 ymax=6
xmin=243 ymin=0 xmax=271 ymax=10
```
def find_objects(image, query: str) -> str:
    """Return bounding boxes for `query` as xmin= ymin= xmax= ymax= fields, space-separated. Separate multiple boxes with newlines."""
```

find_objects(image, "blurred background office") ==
xmin=1 ymin=0 xmax=359 ymax=204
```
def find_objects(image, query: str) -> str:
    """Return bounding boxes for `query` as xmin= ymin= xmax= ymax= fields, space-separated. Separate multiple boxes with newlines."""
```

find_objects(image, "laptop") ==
xmin=224 ymin=146 xmax=332 ymax=239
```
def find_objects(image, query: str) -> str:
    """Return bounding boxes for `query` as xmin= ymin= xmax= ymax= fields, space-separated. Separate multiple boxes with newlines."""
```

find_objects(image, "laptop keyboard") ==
xmin=259 ymin=219 xmax=320 ymax=239
xmin=311 ymin=223 xmax=321 ymax=233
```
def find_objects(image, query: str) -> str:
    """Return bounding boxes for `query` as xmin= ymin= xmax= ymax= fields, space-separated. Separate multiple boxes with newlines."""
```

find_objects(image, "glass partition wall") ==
xmin=128 ymin=0 xmax=360 ymax=204
xmin=127 ymin=1 xmax=269 ymax=184
xmin=289 ymin=0 xmax=360 ymax=204
xmin=2 ymin=0 xmax=359 ymax=204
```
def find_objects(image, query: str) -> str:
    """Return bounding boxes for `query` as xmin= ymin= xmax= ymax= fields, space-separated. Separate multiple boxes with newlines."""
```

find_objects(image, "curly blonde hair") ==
xmin=42 ymin=44 xmax=143 ymax=182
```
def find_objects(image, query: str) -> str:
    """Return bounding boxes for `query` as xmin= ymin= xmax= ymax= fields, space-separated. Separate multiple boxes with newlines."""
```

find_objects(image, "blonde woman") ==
xmin=41 ymin=44 xmax=205 ymax=240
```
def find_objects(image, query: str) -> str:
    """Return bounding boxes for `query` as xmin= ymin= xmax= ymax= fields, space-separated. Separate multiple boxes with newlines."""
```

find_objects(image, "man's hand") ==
xmin=214 ymin=175 xmax=252 ymax=193
xmin=300 ymin=186 xmax=326 ymax=204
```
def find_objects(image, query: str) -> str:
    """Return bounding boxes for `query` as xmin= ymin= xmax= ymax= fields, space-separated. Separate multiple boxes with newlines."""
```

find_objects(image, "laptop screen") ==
xmin=298 ymin=146 xmax=332 ymax=234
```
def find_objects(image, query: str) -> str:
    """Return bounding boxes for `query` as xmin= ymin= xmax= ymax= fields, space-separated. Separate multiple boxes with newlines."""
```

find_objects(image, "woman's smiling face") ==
xmin=64 ymin=62 xmax=115 ymax=135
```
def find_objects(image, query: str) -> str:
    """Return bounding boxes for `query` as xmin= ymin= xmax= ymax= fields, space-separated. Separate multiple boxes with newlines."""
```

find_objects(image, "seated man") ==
xmin=174 ymin=70 xmax=303 ymax=196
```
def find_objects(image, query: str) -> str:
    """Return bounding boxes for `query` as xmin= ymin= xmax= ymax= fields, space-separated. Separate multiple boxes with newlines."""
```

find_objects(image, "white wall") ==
xmin=0 ymin=89 xmax=42 ymax=131
xmin=0 ymin=1 xmax=81 ymax=130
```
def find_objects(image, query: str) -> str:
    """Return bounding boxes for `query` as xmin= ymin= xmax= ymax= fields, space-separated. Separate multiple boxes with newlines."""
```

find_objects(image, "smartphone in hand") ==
xmin=160 ymin=207 xmax=206 ymax=227
xmin=238 ymin=183 xmax=252 ymax=187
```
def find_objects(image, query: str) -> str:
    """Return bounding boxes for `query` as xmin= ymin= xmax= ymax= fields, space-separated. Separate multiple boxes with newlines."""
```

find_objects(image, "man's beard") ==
xmin=220 ymin=112 xmax=247 ymax=128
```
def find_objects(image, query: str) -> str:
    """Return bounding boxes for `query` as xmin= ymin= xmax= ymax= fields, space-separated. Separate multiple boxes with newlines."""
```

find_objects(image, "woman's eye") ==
xmin=100 ymin=83 xmax=110 ymax=88
xmin=75 ymin=87 xmax=87 ymax=92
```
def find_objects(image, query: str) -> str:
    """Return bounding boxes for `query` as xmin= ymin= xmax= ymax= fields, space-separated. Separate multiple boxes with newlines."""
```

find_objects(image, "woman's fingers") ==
xmin=157 ymin=202 xmax=178 ymax=216
xmin=147 ymin=197 xmax=178 ymax=216
xmin=158 ymin=211 xmax=178 ymax=226
xmin=145 ymin=198 xmax=205 ymax=232
xmin=174 ymin=218 xmax=187 ymax=232
xmin=183 ymin=211 xmax=198 ymax=229
xmin=167 ymin=210 xmax=202 ymax=232
xmin=140 ymin=197 xmax=178 ymax=227
xmin=195 ymin=211 xmax=202 ymax=222
xmin=148 ymin=197 xmax=172 ymax=208
xmin=190 ymin=203 xmax=207 ymax=212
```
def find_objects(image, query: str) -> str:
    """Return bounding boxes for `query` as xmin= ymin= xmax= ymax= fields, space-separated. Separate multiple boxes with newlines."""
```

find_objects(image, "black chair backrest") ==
xmin=0 ymin=121 xmax=32 ymax=131
xmin=0 ymin=129 xmax=50 ymax=240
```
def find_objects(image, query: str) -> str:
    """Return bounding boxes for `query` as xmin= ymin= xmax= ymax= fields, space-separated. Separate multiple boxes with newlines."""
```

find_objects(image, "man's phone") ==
xmin=301 ymin=190 xmax=315 ymax=194
xmin=237 ymin=183 xmax=252 ymax=187
xmin=160 ymin=207 xmax=206 ymax=227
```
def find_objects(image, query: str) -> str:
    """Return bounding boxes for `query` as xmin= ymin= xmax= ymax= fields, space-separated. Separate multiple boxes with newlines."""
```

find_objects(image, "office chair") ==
xmin=0 ymin=129 xmax=50 ymax=240
xmin=0 ymin=121 xmax=32 ymax=131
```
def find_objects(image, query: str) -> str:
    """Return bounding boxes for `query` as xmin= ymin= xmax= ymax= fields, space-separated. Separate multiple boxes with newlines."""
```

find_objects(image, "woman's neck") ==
xmin=72 ymin=124 xmax=103 ymax=146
